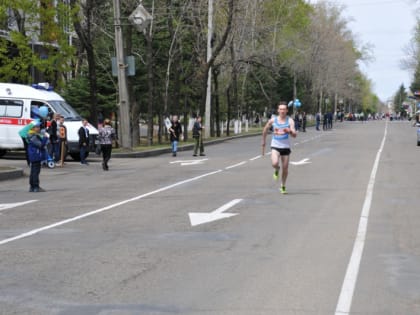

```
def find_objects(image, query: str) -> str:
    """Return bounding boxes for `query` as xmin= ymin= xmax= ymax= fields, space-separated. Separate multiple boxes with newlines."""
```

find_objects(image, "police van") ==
xmin=0 ymin=82 xmax=99 ymax=160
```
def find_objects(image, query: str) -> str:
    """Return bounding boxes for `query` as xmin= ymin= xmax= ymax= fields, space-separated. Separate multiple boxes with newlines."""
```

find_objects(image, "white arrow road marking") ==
xmin=0 ymin=170 xmax=223 ymax=246
xmin=290 ymin=158 xmax=311 ymax=166
xmin=189 ymin=199 xmax=242 ymax=227
xmin=170 ymin=159 xmax=208 ymax=166
xmin=0 ymin=200 xmax=38 ymax=212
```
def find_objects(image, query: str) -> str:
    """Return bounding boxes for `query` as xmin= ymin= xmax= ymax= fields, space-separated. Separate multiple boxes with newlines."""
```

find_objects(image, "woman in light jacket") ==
xmin=98 ymin=119 xmax=116 ymax=171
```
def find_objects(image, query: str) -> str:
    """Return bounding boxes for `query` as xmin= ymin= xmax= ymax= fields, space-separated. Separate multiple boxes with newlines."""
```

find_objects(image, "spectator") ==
xmin=57 ymin=116 xmax=67 ymax=166
xmin=27 ymin=121 xmax=49 ymax=192
xmin=98 ymin=118 xmax=116 ymax=171
xmin=169 ymin=115 xmax=182 ymax=157
xmin=323 ymin=113 xmax=328 ymax=130
xmin=302 ymin=112 xmax=307 ymax=132
xmin=316 ymin=112 xmax=321 ymax=131
xmin=192 ymin=116 xmax=205 ymax=156
xmin=78 ymin=119 xmax=90 ymax=165
xmin=48 ymin=113 xmax=61 ymax=163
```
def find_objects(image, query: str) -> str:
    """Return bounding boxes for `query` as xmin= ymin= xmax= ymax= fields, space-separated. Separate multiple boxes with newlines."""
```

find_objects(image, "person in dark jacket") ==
xmin=48 ymin=113 xmax=61 ymax=163
xmin=78 ymin=119 xmax=90 ymax=165
xmin=316 ymin=112 xmax=321 ymax=131
xmin=192 ymin=116 xmax=205 ymax=156
xmin=169 ymin=115 xmax=182 ymax=157
xmin=302 ymin=112 xmax=307 ymax=132
xmin=27 ymin=122 xmax=49 ymax=192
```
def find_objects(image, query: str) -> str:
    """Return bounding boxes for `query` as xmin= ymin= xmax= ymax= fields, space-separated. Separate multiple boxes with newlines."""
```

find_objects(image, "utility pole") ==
xmin=204 ymin=0 xmax=213 ymax=138
xmin=113 ymin=0 xmax=131 ymax=149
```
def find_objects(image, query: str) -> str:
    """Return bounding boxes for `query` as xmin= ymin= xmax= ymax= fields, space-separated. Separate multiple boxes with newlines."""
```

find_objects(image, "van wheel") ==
xmin=418 ymin=141 xmax=420 ymax=146
xmin=69 ymin=153 xmax=80 ymax=161
xmin=0 ymin=150 xmax=6 ymax=157
xmin=69 ymin=152 xmax=89 ymax=161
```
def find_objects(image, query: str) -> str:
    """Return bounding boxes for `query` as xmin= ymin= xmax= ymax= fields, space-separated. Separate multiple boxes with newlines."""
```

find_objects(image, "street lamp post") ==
xmin=204 ymin=0 xmax=213 ymax=138
xmin=113 ymin=0 xmax=131 ymax=149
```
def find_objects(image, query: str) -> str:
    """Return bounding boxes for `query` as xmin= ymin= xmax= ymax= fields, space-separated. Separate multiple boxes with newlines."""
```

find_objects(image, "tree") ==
xmin=393 ymin=83 xmax=408 ymax=114
xmin=0 ymin=0 xmax=74 ymax=85
xmin=69 ymin=0 xmax=112 ymax=126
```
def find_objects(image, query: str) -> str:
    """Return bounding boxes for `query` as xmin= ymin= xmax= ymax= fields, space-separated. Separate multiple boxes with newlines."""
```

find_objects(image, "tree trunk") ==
xmin=199 ymin=0 xmax=235 ymax=124
xmin=146 ymin=32 xmax=154 ymax=146
xmin=70 ymin=0 xmax=98 ymax=125
xmin=125 ymin=24 xmax=139 ymax=147
xmin=213 ymin=67 xmax=220 ymax=137
xmin=226 ymin=85 xmax=231 ymax=136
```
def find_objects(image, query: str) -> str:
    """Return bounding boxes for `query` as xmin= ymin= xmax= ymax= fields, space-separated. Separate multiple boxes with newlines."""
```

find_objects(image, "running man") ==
xmin=262 ymin=101 xmax=297 ymax=194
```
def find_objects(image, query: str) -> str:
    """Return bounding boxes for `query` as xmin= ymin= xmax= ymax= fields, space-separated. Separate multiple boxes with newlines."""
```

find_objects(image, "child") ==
xmin=27 ymin=122 xmax=49 ymax=192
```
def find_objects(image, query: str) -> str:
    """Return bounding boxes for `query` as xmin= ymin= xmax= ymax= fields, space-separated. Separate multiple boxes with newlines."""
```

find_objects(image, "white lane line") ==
xmin=335 ymin=122 xmax=388 ymax=315
xmin=225 ymin=161 xmax=247 ymax=170
xmin=0 ymin=170 xmax=222 ymax=246
xmin=249 ymin=155 xmax=262 ymax=161
xmin=170 ymin=159 xmax=208 ymax=166
xmin=0 ymin=200 xmax=37 ymax=212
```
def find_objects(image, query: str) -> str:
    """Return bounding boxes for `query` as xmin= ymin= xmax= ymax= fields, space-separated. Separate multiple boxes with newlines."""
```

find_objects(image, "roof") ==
xmin=0 ymin=83 xmax=64 ymax=101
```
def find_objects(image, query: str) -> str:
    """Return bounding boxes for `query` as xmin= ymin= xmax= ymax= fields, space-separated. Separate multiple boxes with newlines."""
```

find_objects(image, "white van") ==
xmin=0 ymin=82 xmax=99 ymax=160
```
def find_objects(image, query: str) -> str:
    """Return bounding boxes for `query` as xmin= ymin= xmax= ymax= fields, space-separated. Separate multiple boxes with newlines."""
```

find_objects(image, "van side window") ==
xmin=0 ymin=100 xmax=23 ymax=117
xmin=31 ymin=101 xmax=53 ymax=120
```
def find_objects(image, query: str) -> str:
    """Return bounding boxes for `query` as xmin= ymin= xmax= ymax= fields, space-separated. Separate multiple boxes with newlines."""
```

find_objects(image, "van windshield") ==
xmin=49 ymin=100 xmax=82 ymax=121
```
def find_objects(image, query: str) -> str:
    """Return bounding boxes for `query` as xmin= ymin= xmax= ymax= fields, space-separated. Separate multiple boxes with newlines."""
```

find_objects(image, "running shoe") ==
xmin=273 ymin=170 xmax=279 ymax=180
xmin=280 ymin=186 xmax=287 ymax=194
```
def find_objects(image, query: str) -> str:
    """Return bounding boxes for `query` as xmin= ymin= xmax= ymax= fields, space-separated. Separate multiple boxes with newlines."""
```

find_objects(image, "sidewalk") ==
xmin=0 ymin=132 xmax=260 ymax=181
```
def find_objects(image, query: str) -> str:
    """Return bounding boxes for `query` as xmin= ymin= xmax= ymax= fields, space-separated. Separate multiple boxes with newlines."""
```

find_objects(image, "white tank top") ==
xmin=271 ymin=116 xmax=291 ymax=149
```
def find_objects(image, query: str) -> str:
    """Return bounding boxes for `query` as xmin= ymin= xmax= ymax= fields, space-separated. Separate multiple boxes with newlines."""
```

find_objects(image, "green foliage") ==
xmin=393 ymin=84 xmax=408 ymax=113
xmin=410 ymin=63 xmax=420 ymax=93
xmin=60 ymin=76 xmax=91 ymax=118
xmin=0 ymin=0 xmax=380 ymax=142
xmin=0 ymin=0 xmax=75 ymax=85
xmin=61 ymin=69 xmax=117 ymax=121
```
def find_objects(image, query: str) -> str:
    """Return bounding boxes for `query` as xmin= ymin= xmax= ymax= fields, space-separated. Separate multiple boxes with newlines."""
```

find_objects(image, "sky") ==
xmin=313 ymin=0 xmax=418 ymax=102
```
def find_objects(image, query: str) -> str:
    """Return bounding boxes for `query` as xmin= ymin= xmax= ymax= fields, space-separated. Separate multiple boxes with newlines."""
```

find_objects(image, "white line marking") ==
xmin=225 ymin=161 xmax=247 ymax=170
xmin=249 ymin=155 xmax=261 ymax=161
xmin=189 ymin=199 xmax=242 ymax=226
xmin=290 ymin=158 xmax=311 ymax=166
xmin=0 ymin=170 xmax=222 ymax=246
xmin=1 ymin=132 xmax=326 ymax=245
xmin=335 ymin=122 xmax=388 ymax=315
xmin=170 ymin=159 xmax=208 ymax=166
xmin=0 ymin=200 xmax=38 ymax=212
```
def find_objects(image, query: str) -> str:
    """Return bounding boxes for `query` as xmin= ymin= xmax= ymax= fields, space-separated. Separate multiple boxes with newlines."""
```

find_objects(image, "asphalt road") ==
xmin=0 ymin=120 xmax=419 ymax=315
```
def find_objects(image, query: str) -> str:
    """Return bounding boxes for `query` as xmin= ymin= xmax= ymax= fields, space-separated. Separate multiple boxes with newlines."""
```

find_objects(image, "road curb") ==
xmin=111 ymin=132 xmax=260 ymax=158
xmin=0 ymin=167 xmax=24 ymax=181
xmin=0 ymin=132 xmax=261 ymax=180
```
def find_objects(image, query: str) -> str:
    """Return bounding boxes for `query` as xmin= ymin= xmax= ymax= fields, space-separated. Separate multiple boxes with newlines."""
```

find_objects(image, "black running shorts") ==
xmin=271 ymin=147 xmax=291 ymax=156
